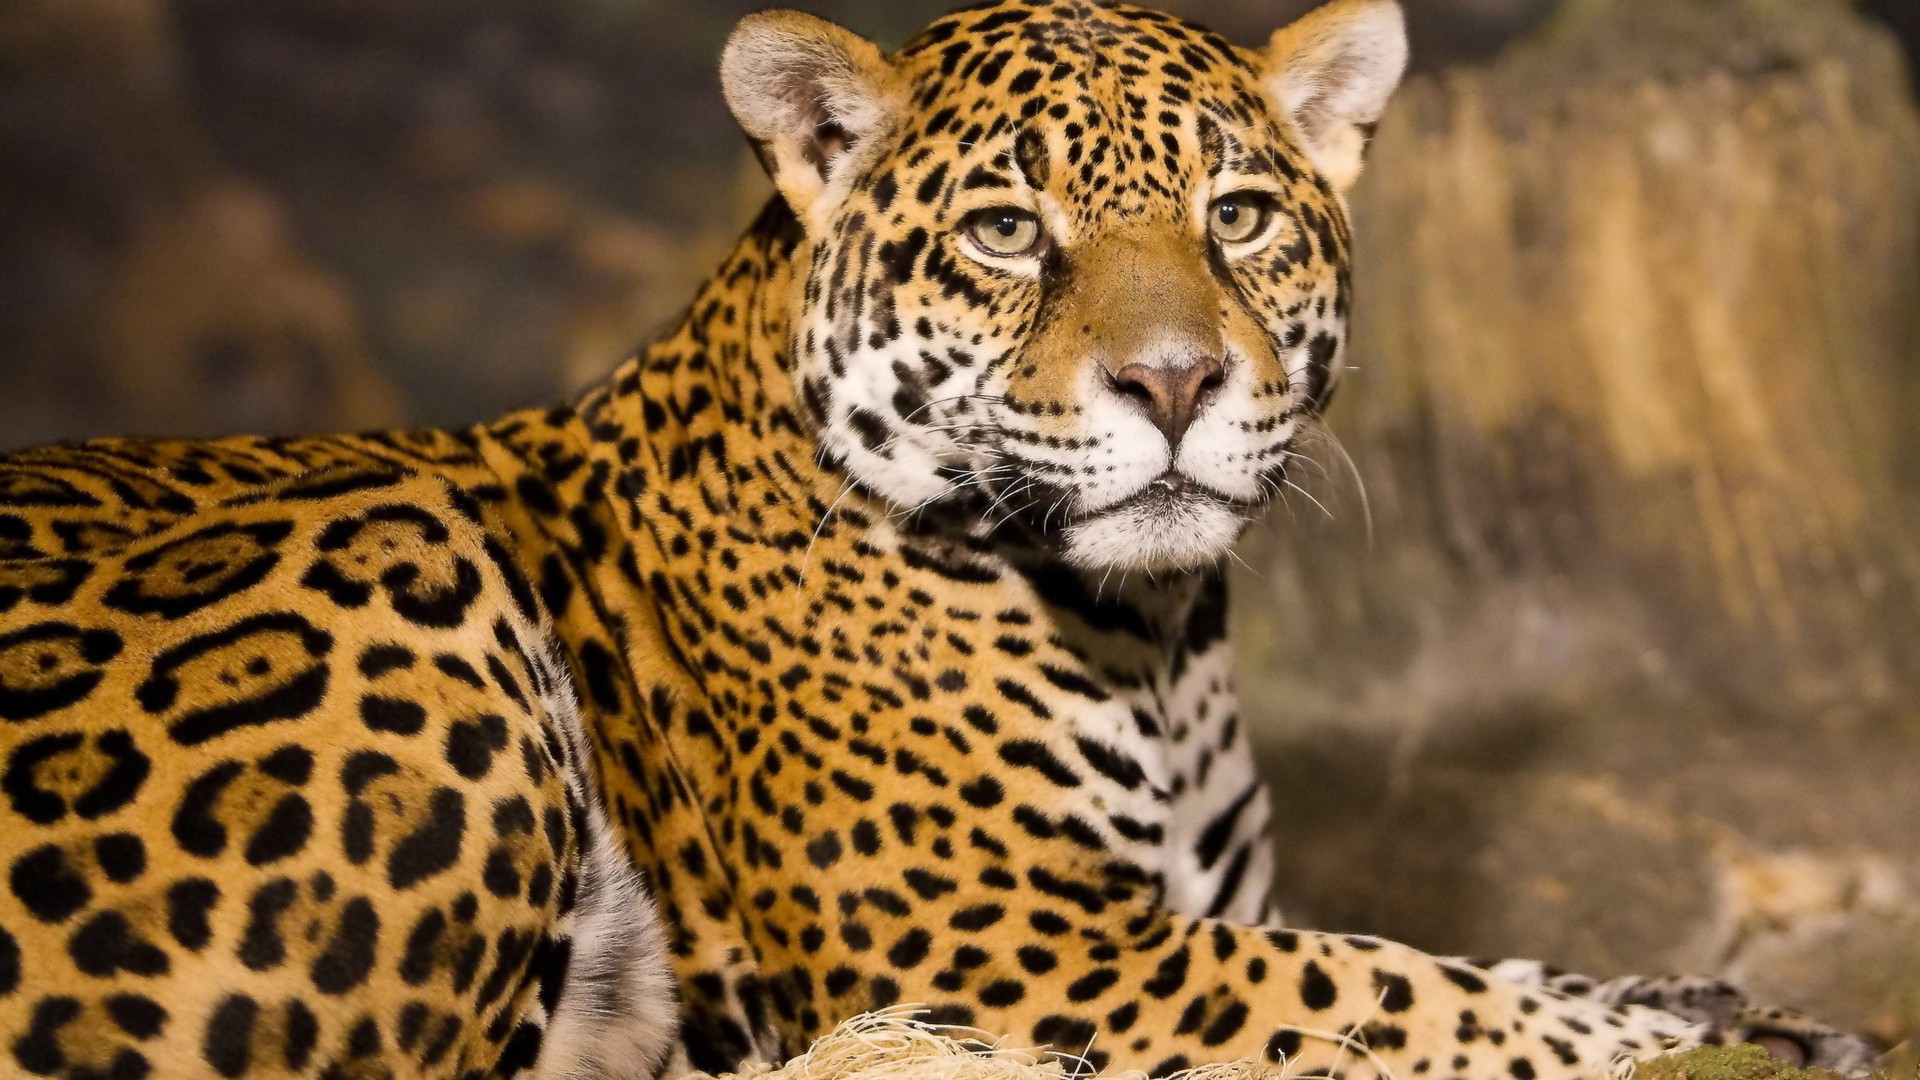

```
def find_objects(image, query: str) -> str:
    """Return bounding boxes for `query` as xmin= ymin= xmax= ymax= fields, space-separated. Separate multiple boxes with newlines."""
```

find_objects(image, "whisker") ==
xmin=1226 ymin=546 xmax=1261 ymax=579
xmin=800 ymin=477 xmax=860 ymax=584
xmin=1282 ymin=476 xmax=1336 ymax=523
xmin=1301 ymin=419 xmax=1373 ymax=546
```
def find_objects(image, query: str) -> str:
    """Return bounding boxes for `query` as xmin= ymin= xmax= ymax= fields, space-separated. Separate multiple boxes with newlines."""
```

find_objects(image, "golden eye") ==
xmin=1210 ymin=194 xmax=1273 ymax=246
xmin=963 ymin=208 xmax=1045 ymax=258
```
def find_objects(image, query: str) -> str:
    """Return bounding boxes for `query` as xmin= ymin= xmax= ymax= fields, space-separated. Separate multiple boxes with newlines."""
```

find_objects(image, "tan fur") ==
xmin=1262 ymin=0 xmax=1409 ymax=191
xmin=721 ymin=12 xmax=904 ymax=221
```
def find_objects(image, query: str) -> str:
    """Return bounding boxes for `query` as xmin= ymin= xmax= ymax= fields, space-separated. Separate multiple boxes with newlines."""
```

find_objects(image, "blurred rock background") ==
xmin=2 ymin=0 xmax=1916 ymax=1048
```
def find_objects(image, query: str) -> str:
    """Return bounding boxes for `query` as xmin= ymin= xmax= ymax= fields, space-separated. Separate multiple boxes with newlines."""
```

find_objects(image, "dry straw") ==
xmin=677 ymin=1005 xmax=1399 ymax=1080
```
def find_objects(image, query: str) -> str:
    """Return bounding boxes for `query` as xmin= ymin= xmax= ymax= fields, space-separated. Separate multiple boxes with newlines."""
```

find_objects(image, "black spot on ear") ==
xmin=805 ymin=121 xmax=852 ymax=180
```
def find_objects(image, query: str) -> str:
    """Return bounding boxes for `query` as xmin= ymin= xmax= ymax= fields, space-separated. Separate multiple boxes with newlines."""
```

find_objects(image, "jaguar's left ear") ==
xmin=1260 ymin=0 xmax=1409 ymax=194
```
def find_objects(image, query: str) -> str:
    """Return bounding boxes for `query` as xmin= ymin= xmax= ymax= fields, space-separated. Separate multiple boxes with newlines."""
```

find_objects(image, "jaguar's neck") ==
xmin=493 ymin=196 xmax=1226 ymax=668
xmin=570 ymin=199 xmax=814 ymax=490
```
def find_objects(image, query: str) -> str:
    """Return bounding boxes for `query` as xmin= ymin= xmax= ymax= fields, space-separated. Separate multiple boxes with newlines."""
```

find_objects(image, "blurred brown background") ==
xmin=3 ymin=0 xmax=1919 ymax=1047
xmin=2 ymin=0 xmax=1914 ymax=443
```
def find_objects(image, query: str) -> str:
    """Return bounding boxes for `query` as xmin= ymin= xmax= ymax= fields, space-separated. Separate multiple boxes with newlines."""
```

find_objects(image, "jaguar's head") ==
xmin=722 ymin=0 xmax=1407 ymax=572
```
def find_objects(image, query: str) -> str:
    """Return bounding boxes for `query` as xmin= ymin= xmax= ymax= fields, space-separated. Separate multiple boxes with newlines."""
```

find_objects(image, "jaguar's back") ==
xmin=0 ymin=436 xmax=675 ymax=1079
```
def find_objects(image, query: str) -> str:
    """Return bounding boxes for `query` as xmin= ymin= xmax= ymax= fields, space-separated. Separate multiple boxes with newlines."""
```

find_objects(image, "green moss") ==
xmin=1632 ymin=1045 xmax=1909 ymax=1080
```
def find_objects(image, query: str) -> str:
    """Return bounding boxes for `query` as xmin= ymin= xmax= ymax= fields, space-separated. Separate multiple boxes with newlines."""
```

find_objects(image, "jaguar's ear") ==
xmin=1260 ymin=0 xmax=1408 ymax=194
xmin=721 ymin=11 xmax=900 ymax=221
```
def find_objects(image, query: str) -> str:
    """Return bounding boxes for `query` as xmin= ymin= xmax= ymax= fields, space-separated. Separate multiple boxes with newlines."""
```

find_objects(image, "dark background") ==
xmin=4 ymin=0 xmax=1914 ymax=448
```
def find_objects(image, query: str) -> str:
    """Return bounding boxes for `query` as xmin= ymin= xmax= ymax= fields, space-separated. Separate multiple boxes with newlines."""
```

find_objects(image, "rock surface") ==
xmin=1234 ymin=0 xmax=1920 ymax=1046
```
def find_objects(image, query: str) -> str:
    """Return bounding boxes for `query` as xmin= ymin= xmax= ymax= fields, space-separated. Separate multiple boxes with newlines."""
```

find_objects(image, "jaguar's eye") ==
xmin=1209 ymin=194 xmax=1274 ymax=247
xmin=963 ymin=208 xmax=1045 ymax=259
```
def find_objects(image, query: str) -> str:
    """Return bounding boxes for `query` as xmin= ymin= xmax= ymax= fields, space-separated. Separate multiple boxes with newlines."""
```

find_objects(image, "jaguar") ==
xmin=0 ymin=1 xmax=1883 ymax=1077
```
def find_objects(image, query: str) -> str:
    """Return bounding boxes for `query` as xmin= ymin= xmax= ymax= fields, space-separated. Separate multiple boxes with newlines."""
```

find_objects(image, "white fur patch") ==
xmin=523 ymin=640 xmax=681 ymax=1080
xmin=1172 ymin=348 xmax=1280 ymax=505
xmin=1062 ymin=496 xmax=1244 ymax=572
xmin=1263 ymin=0 xmax=1409 ymax=193
xmin=534 ymin=810 xmax=681 ymax=1080
xmin=1154 ymin=641 xmax=1275 ymax=925
xmin=1068 ymin=363 xmax=1176 ymax=515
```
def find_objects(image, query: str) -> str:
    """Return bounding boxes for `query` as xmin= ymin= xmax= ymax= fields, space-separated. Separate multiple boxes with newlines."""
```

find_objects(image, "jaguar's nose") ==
xmin=1109 ymin=357 xmax=1226 ymax=451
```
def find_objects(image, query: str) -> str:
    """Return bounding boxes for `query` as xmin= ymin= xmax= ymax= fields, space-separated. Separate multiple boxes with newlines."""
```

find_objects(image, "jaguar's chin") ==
xmin=1061 ymin=479 xmax=1250 ymax=573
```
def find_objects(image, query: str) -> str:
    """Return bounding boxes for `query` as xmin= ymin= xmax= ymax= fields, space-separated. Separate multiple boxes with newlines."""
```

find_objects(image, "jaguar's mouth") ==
xmin=1110 ymin=471 xmax=1244 ymax=515
xmin=1061 ymin=471 xmax=1253 ymax=571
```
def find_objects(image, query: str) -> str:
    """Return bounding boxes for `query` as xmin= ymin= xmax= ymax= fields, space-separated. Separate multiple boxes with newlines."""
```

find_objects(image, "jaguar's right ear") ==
xmin=721 ymin=11 xmax=901 ymax=223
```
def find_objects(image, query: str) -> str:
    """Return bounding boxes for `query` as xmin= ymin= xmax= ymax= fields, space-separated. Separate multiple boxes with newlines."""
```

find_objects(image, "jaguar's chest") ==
xmin=582 ymin=487 xmax=1275 ymax=921
xmin=1061 ymin=623 xmax=1273 ymax=924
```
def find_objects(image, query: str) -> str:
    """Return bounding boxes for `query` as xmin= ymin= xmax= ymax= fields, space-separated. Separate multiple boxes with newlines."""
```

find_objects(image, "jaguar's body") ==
xmin=0 ymin=2 xmax=1879 ymax=1078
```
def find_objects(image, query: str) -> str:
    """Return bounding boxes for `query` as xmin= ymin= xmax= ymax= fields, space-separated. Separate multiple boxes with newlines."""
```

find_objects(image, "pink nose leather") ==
xmin=1110 ymin=358 xmax=1226 ymax=450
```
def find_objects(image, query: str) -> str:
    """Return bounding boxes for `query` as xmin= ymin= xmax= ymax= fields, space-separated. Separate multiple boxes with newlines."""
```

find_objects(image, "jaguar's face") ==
xmin=724 ymin=0 xmax=1407 ymax=571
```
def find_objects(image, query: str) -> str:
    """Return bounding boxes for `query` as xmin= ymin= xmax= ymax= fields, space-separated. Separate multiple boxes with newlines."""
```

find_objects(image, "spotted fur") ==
xmin=0 ymin=1 xmax=1876 ymax=1078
